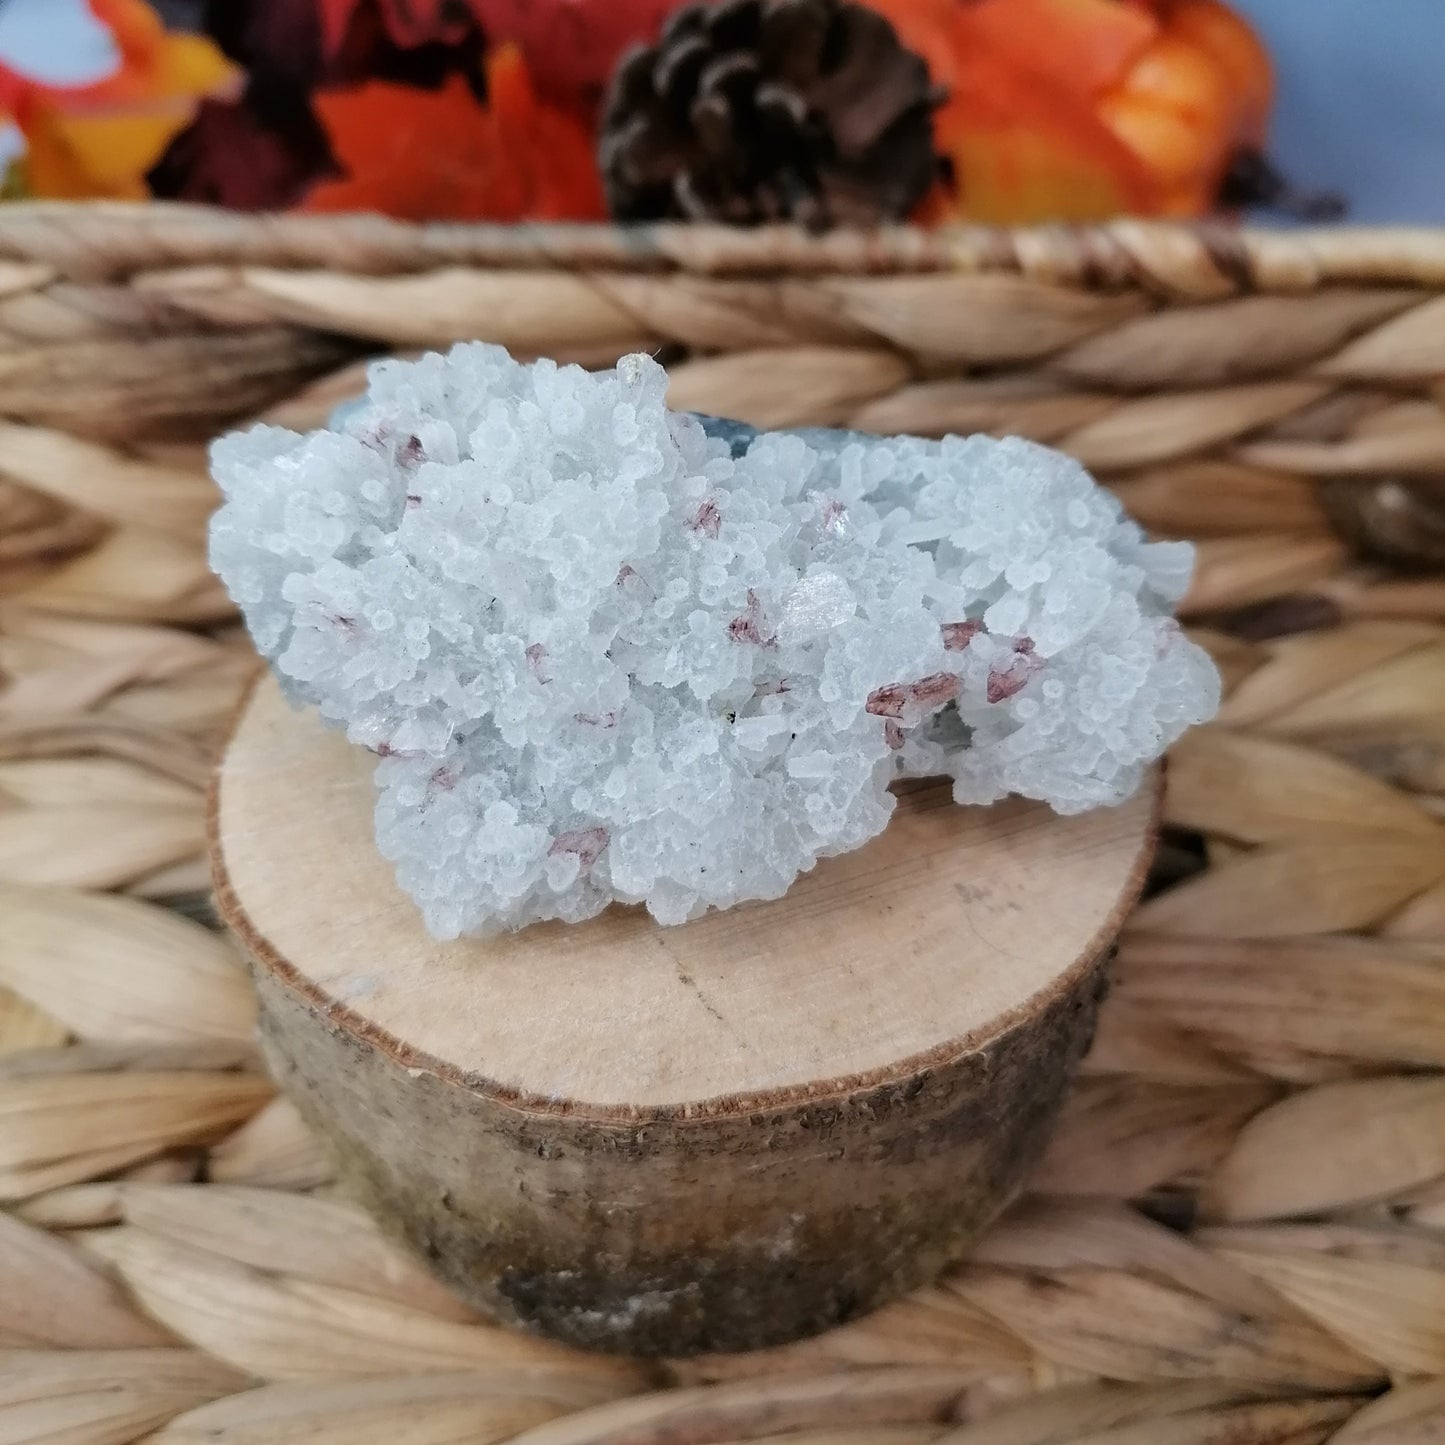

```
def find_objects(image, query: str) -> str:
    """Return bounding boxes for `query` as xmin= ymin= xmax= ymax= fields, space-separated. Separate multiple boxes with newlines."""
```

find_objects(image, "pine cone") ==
xmin=599 ymin=0 xmax=943 ymax=227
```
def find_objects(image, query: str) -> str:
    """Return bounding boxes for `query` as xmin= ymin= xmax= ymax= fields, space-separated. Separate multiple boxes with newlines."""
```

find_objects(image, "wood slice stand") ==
xmin=211 ymin=675 xmax=1159 ymax=1356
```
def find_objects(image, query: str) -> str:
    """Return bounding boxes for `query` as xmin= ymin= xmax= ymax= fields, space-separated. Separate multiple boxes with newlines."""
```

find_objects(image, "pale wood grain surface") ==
xmin=216 ymin=675 xmax=1158 ymax=1110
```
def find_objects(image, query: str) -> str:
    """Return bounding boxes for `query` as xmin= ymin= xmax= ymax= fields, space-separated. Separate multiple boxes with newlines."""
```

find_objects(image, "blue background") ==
xmin=1230 ymin=0 xmax=1445 ymax=224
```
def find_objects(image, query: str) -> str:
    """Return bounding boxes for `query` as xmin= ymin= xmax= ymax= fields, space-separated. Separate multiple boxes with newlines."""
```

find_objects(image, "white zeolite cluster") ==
xmin=211 ymin=344 xmax=1218 ymax=938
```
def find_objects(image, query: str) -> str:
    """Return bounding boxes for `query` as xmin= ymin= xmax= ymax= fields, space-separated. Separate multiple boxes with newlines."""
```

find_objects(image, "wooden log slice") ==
xmin=211 ymin=674 xmax=1158 ymax=1356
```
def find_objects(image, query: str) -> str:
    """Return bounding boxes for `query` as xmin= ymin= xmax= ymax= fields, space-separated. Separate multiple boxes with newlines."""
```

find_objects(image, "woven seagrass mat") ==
xmin=3 ymin=203 xmax=1445 ymax=1443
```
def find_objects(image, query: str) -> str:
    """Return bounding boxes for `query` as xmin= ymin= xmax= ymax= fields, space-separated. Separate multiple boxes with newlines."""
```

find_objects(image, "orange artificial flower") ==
xmin=5 ymin=0 xmax=237 ymax=199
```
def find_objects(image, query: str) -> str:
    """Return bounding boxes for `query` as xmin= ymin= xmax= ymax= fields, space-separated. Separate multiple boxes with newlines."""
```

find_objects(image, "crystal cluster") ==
xmin=211 ymin=344 xmax=1218 ymax=937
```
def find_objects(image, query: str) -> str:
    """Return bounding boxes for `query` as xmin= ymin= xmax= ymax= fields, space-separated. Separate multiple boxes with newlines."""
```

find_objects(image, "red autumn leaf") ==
xmin=321 ymin=0 xmax=689 ymax=96
xmin=316 ymin=0 xmax=475 ymax=59
xmin=149 ymin=91 xmax=339 ymax=209
xmin=205 ymin=0 xmax=324 ymax=89
xmin=300 ymin=46 xmax=605 ymax=221
xmin=468 ymin=0 xmax=687 ymax=97
xmin=316 ymin=0 xmax=684 ymax=97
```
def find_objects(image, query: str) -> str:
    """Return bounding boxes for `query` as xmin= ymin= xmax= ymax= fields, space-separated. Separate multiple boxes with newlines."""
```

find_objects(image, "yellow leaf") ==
xmin=150 ymin=32 xmax=236 ymax=98
xmin=26 ymin=108 xmax=183 ymax=199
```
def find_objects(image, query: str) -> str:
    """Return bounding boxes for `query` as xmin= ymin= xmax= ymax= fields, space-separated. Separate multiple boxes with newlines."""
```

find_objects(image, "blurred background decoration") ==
xmin=0 ymin=0 xmax=1347 ymax=227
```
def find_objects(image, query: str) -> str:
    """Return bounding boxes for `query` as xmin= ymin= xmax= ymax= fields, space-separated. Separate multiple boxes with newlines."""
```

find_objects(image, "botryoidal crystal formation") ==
xmin=211 ymin=345 xmax=1218 ymax=937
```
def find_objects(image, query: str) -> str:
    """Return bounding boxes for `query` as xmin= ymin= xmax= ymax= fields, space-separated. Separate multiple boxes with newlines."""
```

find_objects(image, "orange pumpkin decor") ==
xmin=0 ymin=0 xmax=1301 ymax=227
xmin=870 ymin=0 xmax=1274 ymax=223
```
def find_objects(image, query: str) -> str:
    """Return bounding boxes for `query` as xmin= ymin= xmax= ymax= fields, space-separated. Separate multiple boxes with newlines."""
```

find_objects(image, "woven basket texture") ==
xmin=2 ymin=201 xmax=1445 ymax=1444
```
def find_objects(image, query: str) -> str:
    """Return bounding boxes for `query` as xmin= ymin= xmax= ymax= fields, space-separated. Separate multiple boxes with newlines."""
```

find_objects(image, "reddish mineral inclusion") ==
xmin=987 ymin=637 xmax=1044 ymax=705
xmin=688 ymin=497 xmax=721 ymax=538
xmin=866 ymin=671 xmax=960 ymax=719
xmin=549 ymin=826 xmax=610 ymax=871
xmin=942 ymin=620 xmax=984 ymax=651
xmin=728 ymin=589 xmax=776 ymax=648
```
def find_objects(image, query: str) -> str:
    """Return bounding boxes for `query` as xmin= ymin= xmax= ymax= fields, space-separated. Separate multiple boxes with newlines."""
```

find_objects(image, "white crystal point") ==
xmin=210 ymin=344 xmax=1218 ymax=938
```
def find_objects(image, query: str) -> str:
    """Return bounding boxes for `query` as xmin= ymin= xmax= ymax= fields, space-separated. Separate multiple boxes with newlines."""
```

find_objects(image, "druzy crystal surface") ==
xmin=211 ymin=345 xmax=1218 ymax=937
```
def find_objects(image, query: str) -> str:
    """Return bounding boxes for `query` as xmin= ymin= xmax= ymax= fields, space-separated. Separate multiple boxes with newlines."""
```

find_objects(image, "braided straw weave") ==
xmin=3 ymin=202 xmax=1445 ymax=1443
